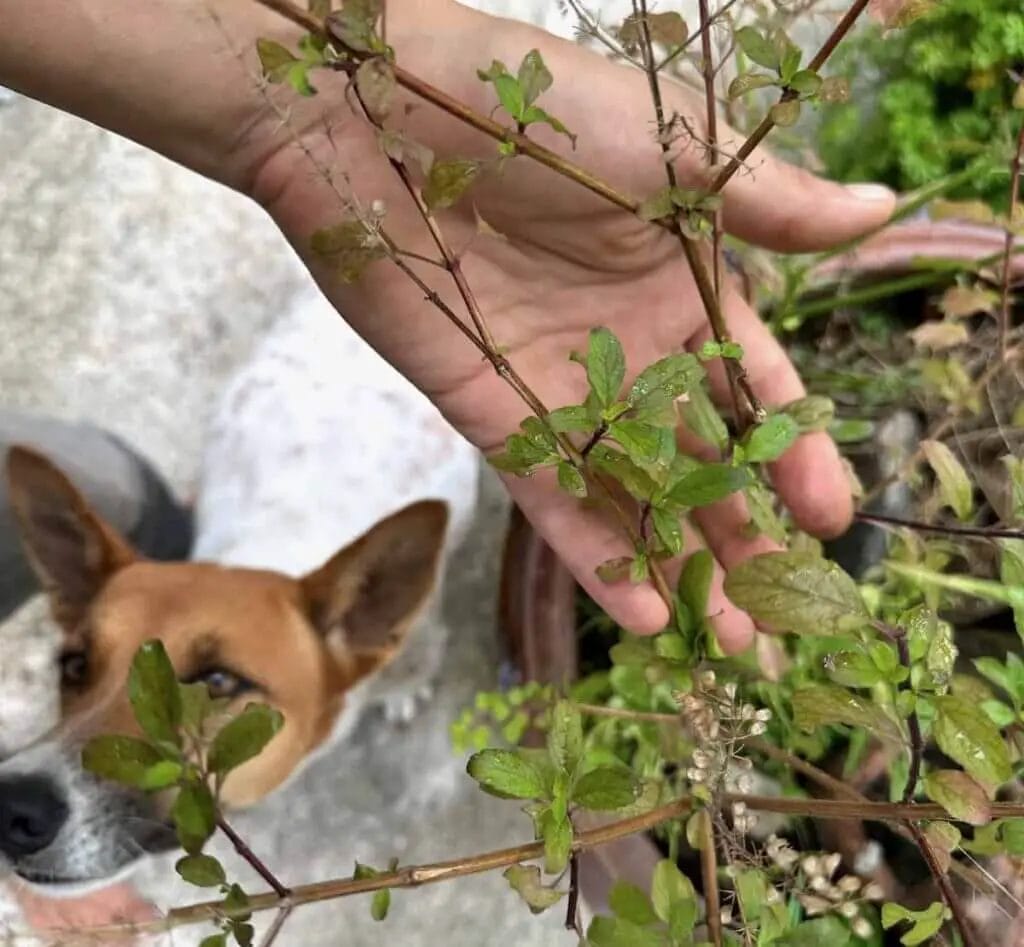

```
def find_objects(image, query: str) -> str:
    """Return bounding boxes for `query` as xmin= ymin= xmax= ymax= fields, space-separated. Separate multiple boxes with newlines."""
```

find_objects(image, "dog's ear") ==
xmin=5 ymin=446 xmax=137 ymax=632
xmin=301 ymin=500 xmax=449 ymax=679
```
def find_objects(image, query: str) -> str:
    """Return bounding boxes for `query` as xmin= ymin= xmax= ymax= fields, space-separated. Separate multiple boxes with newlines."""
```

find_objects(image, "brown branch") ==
xmin=998 ymin=121 xmax=1024 ymax=360
xmin=258 ymin=906 xmax=294 ymax=947
xmin=699 ymin=809 xmax=723 ymax=947
xmin=697 ymin=0 xmax=722 ymax=296
xmin=709 ymin=0 xmax=871 ymax=195
xmin=565 ymin=852 xmax=582 ymax=935
xmin=217 ymin=816 xmax=290 ymax=899
xmin=854 ymin=510 xmax=1024 ymax=541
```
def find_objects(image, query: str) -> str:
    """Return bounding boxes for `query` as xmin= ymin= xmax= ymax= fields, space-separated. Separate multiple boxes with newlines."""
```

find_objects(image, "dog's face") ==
xmin=0 ymin=446 xmax=448 ymax=884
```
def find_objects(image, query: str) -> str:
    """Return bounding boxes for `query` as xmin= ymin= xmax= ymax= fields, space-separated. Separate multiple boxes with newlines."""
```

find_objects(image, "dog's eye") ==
xmin=192 ymin=667 xmax=254 ymax=700
xmin=59 ymin=651 xmax=88 ymax=687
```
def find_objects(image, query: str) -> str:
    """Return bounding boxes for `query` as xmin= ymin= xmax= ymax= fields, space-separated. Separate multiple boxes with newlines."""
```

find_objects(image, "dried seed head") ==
xmin=801 ymin=856 xmax=821 ymax=877
xmin=822 ymin=853 xmax=842 ymax=878
xmin=754 ymin=708 xmax=773 ymax=722
xmin=749 ymin=721 xmax=767 ymax=736
xmin=839 ymin=901 xmax=860 ymax=919
xmin=852 ymin=917 xmax=873 ymax=939
xmin=700 ymin=670 xmax=717 ymax=688
xmin=863 ymin=882 xmax=885 ymax=902
xmin=838 ymin=875 xmax=862 ymax=894
xmin=798 ymin=894 xmax=831 ymax=917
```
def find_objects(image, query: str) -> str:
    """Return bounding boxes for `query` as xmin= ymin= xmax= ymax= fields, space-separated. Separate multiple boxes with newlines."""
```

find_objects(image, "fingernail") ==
xmin=845 ymin=183 xmax=896 ymax=202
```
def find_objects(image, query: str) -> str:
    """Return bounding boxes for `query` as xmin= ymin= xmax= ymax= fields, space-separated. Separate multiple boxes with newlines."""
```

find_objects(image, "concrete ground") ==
xmin=0 ymin=37 xmax=568 ymax=947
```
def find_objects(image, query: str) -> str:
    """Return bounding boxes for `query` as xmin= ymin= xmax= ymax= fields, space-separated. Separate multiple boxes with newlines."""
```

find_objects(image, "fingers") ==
xmin=689 ymin=291 xmax=854 ymax=541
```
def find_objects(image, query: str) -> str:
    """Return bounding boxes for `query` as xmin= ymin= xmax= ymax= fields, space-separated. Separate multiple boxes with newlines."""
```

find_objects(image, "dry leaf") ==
xmin=909 ymin=321 xmax=969 ymax=351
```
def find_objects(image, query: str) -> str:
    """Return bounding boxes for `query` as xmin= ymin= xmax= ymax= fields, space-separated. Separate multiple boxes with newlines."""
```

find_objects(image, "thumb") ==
xmin=719 ymin=146 xmax=896 ymax=252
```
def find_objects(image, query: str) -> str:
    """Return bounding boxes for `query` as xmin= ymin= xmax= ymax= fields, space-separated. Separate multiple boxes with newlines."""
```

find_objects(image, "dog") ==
xmin=0 ymin=285 xmax=479 ymax=892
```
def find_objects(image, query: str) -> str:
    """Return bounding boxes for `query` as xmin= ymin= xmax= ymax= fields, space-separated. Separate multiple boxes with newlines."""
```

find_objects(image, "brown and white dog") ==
xmin=0 ymin=285 xmax=479 ymax=892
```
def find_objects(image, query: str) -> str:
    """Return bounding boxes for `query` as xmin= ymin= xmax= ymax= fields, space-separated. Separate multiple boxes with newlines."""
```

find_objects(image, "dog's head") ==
xmin=0 ymin=446 xmax=448 ymax=885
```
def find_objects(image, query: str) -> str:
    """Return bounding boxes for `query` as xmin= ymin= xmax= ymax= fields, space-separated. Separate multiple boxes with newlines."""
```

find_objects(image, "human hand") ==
xmin=0 ymin=0 xmax=895 ymax=652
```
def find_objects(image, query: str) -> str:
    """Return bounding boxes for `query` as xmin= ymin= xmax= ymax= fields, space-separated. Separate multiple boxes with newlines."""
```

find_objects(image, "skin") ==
xmin=0 ymin=0 xmax=895 ymax=652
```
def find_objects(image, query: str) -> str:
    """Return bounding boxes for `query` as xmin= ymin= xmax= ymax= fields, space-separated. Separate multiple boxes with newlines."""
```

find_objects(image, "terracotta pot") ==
xmin=495 ymin=219 xmax=1023 ymax=913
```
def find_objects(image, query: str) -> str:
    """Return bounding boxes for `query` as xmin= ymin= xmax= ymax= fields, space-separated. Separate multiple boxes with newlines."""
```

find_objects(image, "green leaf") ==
xmin=466 ymin=749 xmax=547 ymax=799
xmin=825 ymin=650 xmax=883 ymax=688
xmin=222 ymin=883 xmax=252 ymax=922
xmin=743 ymin=414 xmax=799 ymax=463
xmin=543 ymin=811 xmax=572 ymax=874
xmin=651 ymin=858 xmax=695 ymax=924
xmin=792 ymin=684 xmax=904 ymax=746
xmin=637 ymin=187 xmax=675 ymax=222
xmin=587 ymin=915 xmax=668 ymax=947
xmin=728 ymin=72 xmax=778 ymax=99
xmin=609 ymin=420 xmax=662 ymax=465
xmin=628 ymin=353 xmax=703 ymax=422
xmin=557 ymin=461 xmax=587 ymax=498
xmin=492 ymin=73 xmax=525 ymax=119
xmin=789 ymin=69 xmax=822 ymax=96
xmin=325 ymin=0 xmax=382 ymax=52
xmin=924 ymin=770 xmax=992 ymax=826
xmin=572 ymin=766 xmax=641 ymax=810
xmin=128 ymin=640 xmax=182 ymax=748
xmin=882 ymin=901 xmax=948 ymax=946
xmin=586 ymin=328 xmax=626 ymax=408
xmin=422 ymin=159 xmax=482 ymax=211
xmin=547 ymin=701 xmax=583 ymax=777
xmin=735 ymin=868 xmax=769 ymax=924
xmin=735 ymin=27 xmax=780 ymax=70
xmin=355 ymin=58 xmax=396 ymax=122
xmin=782 ymin=395 xmax=835 ymax=434
xmin=310 ymin=218 xmax=386 ymax=283
xmin=651 ymin=508 xmax=683 ymax=556
xmin=81 ymin=735 xmax=166 ymax=789
xmin=744 ymin=480 xmax=788 ymax=544
xmin=679 ymin=382 xmax=728 ymax=450
xmin=678 ymin=549 xmax=714 ymax=625
xmin=547 ymin=405 xmax=594 ymax=433
xmin=504 ymin=864 xmax=565 ymax=914
xmin=256 ymin=39 xmax=299 ymax=82
xmin=1000 ymin=818 xmax=1024 ymax=855
xmin=665 ymin=462 xmax=751 ymax=509
xmin=921 ymin=439 xmax=973 ymax=521
xmin=932 ymin=695 xmax=1012 ymax=789
xmin=199 ymin=935 xmax=228 ymax=947
xmin=780 ymin=915 xmax=853 ymax=946
xmin=176 ymin=854 xmax=227 ymax=888
xmin=207 ymin=704 xmax=283 ymax=778
xmin=371 ymin=888 xmax=390 ymax=921
xmin=589 ymin=445 xmax=658 ymax=501
xmin=139 ymin=759 xmax=184 ymax=791
xmin=771 ymin=98 xmax=802 ymax=127
xmin=517 ymin=49 xmax=552 ymax=108
xmin=723 ymin=551 xmax=868 ymax=636
xmin=829 ymin=418 xmax=874 ymax=443
xmin=489 ymin=432 xmax=558 ymax=475
xmin=608 ymin=882 xmax=657 ymax=926
xmin=173 ymin=780 xmax=217 ymax=855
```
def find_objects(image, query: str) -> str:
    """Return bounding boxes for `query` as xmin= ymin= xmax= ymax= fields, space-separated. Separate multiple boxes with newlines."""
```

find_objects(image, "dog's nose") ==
xmin=0 ymin=776 xmax=68 ymax=858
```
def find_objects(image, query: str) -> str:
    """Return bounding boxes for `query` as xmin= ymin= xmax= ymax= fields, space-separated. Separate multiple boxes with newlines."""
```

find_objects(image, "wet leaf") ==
xmin=596 ymin=556 xmax=635 ymax=583
xmin=651 ymin=508 xmax=683 ymax=556
xmin=355 ymin=58 xmax=395 ymax=122
xmin=771 ymin=98 xmax=801 ymax=127
xmin=724 ymin=551 xmax=868 ymax=636
xmin=572 ymin=766 xmax=641 ymax=810
xmin=590 ymin=445 xmax=658 ymax=501
xmin=176 ymin=853 xmax=226 ymax=888
xmin=547 ymin=701 xmax=583 ymax=777
xmin=609 ymin=882 xmax=657 ymax=925
xmin=609 ymin=420 xmax=662 ymax=465
xmin=310 ymin=218 xmax=386 ymax=283
xmin=728 ymin=72 xmax=777 ymax=99
xmin=677 ymin=549 xmax=714 ymax=626
xmin=792 ymin=684 xmax=904 ymax=745
xmin=557 ymin=461 xmax=587 ymax=498
xmin=586 ymin=328 xmax=626 ymax=407
xmin=789 ymin=69 xmax=822 ymax=96
xmin=489 ymin=432 xmax=558 ymax=476
xmin=517 ymin=49 xmax=552 ymax=108
xmin=628 ymin=353 xmax=703 ymax=420
xmin=543 ymin=810 xmax=572 ymax=873
xmin=818 ymin=76 xmax=850 ymax=103
xmin=128 ymin=640 xmax=182 ymax=747
xmin=467 ymin=749 xmax=547 ymax=799
xmin=422 ymin=159 xmax=481 ymax=211
xmin=921 ymin=439 xmax=973 ymax=521
xmin=173 ymin=780 xmax=216 ymax=855
xmin=665 ymin=462 xmax=751 ymax=509
xmin=208 ymin=704 xmax=284 ymax=777
xmin=743 ymin=414 xmax=800 ymax=463
xmin=504 ymin=864 xmax=565 ymax=913
xmin=679 ymin=382 xmax=728 ymax=450
xmin=81 ymin=735 xmax=166 ymax=789
xmin=932 ymin=695 xmax=1012 ymax=789
xmin=923 ymin=770 xmax=992 ymax=825
xmin=825 ymin=650 xmax=883 ymax=688
xmin=547 ymin=405 xmax=595 ymax=433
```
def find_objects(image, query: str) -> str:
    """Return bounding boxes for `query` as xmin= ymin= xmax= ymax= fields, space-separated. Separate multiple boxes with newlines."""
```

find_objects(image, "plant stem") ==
xmin=217 ymin=816 xmax=291 ymax=900
xmin=565 ymin=852 xmax=582 ymax=935
xmin=697 ymin=0 xmax=722 ymax=296
xmin=854 ymin=510 xmax=1024 ymax=541
xmin=886 ymin=627 xmax=922 ymax=804
xmin=699 ymin=809 xmax=723 ymax=947
xmin=998 ymin=121 xmax=1024 ymax=360
xmin=258 ymin=906 xmax=294 ymax=947
xmin=709 ymin=0 xmax=872 ymax=194
xmin=907 ymin=821 xmax=982 ymax=947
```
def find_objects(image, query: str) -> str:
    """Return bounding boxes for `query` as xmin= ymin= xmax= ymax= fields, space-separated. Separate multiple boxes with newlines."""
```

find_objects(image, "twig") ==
xmin=258 ymin=906 xmax=294 ymax=947
xmin=217 ymin=816 xmax=291 ymax=899
xmin=998 ymin=121 xmax=1024 ymax=360
xmin=697 ymin=0 xmax=722 ymax=296
xmin=879 ymin=624 xmax=922 ymax=804
xmin=565 ymin=852 xmax=582 ymax=935
xmin=709 ymin=0 xmax=871 ymax=194
xmin=907 ymin=821 xmax=982 ymax=947
xmin=854 ymin=510 xmax=1024 ymax=541
xmin=699 ymin=809 xmax=723 ymax=947
xmin=654 ymin=0 xmax=743 ymax=73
